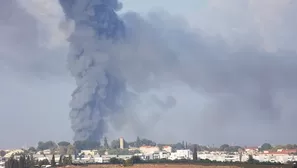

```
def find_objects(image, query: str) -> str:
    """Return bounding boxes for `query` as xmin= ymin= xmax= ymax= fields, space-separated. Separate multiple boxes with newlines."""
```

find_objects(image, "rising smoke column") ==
xmin=2 ymin=0 xmax=297 ymax=145
xmin=59 ymin=0 xmax=125 ymax=141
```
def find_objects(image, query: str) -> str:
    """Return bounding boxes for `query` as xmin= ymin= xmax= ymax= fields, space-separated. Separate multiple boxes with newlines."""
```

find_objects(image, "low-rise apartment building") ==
xmin=139 ymin=146 xmax=160 ymax=155
xmin=169 ymin=149 xmax=192 ymax=160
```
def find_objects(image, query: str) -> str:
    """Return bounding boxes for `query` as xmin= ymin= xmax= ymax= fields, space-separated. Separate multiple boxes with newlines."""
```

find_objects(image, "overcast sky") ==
xmin=0 ymin=0 xmax=297 ymax=148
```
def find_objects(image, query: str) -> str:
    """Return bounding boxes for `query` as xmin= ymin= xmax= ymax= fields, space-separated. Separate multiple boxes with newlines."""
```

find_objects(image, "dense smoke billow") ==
xmin=58 ymin=0 xmax=126 ymax=141
xmin=112 ymin=10 xmax=297 ymax=144
xmin=58 ymin=0 xmax=297 ymax=143
xmin=1 ymin=0 xmax=297 ymax=145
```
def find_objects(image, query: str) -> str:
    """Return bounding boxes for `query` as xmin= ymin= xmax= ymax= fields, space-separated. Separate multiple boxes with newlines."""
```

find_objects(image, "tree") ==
xmin=0 ymin=150 xmax=6 ymax=157
xmin=108 ymin=149 xmax=130 ymax=155
xmin=5 ymin=156 xmax=19 ymax=168
xmin=130 ymin=156 xmax=141 ymax=164
xmin=52 ymin=155 xmax=57 ymax=165
xmin=238 ymin=148 xmax=243 ymax=162
xmin=66 ymin=145 xmax=75 ymax=155
xmin=37 ymin=141 xmax=57 ymax=151
xmin=18 ymin=155 xmax=25 ymax=168
xmin=28 ymin=147 xmax=36 ymax=153
xmin=38 ymin=159 xmax=50 ymax=167
xmin=247 ymin=155 xmax=259 ymax=164
xmin=285 ymin=144 xmax=297 ymax=149
xmin=261 ymin=143 xmax=272 ymax=151
xmin=110 ymin=140 xmax=120 ymax=149
xmin=136 ymin=137 xmax=141 ymax=148
xmin=193 ymin=144 xmax=198 ymax=161
xmin=58 ymin=141 xmax=70 ymax=147
xmin=74 ymin=140 xmax=100 ymax=151
xmin=219 ymin=144 xmax=230 ymax=151
xmin=247 ymin=155 xmax=254 ymax=163
xmin=103 ymin=137 xmax=109 ymax=149
xmin=231 ymin=146 xmax=242 ymax=152
xmin=58 ymin=156 xmax=63 ymax=166
xmin=62 ymin=155 xmax=72 ymax=165
xmin=110 ymin=158 xmax=122 ymax=164
xmin=123 ymin=159 xmax=133 ymax=167
xmin=172 ymin=143 xmax=184 ymax=151
xmin=219 ymin=144 xmax=242 ymax=152
xmin=68 ymin=155 xmax=72 ymax=164
xmin=51 ymin=155 xmax=56 ymax=167
xmin=25 ymin=155 xmax=34 ymax=168
xmin=59 ymin=146 xmax=67 ymax=155
xmin=110 ymin=139 xmax=128 ymax=149
xmin=127 ymin=137 xmax=156 ymax=148
xmin=140 ymin=138 xmax=156 ymax=146
xmin=98 ymin=149 xmax=106 ymax=155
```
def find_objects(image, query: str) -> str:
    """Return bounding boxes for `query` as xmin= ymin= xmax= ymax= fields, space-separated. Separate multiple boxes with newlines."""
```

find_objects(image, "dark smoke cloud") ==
xmin=108 ymin=10 xmax=297 ymax=144
xmin=59 ymin=0 xmax=127 ymax=141
xmin=2 ymin=0 xmax=297 ymax=146
xmin=59 ymin=0 xmax=297 ymax=144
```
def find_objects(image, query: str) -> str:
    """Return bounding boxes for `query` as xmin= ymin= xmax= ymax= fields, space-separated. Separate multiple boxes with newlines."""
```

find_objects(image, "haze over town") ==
xmin=1 ymin=0 xmax=297 ymax=149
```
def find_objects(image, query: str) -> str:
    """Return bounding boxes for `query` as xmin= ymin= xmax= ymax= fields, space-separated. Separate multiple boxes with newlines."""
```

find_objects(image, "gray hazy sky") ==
xmin=0 ymin=0 xmax=297 ymax=148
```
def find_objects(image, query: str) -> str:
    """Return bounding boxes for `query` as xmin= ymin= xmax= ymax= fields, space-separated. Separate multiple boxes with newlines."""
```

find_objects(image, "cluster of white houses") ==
xmin=0 ymin=146 xmax=193 ymax=164
xmin=1 ymin=146 xmax=297 ymax=165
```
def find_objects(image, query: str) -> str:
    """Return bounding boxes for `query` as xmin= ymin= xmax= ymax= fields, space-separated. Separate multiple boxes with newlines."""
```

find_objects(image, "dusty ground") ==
xmin=66 ymin=164 xmax=240 ymax=168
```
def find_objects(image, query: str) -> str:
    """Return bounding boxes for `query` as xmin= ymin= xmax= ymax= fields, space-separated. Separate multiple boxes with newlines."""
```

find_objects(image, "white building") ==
xmin=196 ymin=151 xmax=297 ymax=164
xmin=0 ymin=161 xmax=4 ymax=168
xmin=176 ymin=149 xmax=192 ymax=159
xmin=33 ymin=154 xmax=48 ymax=161
xmin=93 ymin=154 xmax=103 ymax=163
xmin=4 ymin=149 xmax=24 ymax=158
xmin=133 ymin=153 xmax=146 ymax=160
xmin=42 ymin=149 xmax=51 ymax=155
xmin=139 ymin=146 xmax=160 ymax=155
xmin=150 ymin=151 xmax=170 ymax=160
xmin=169 ymin=149 xmax=192 ymax=160
xmin=80 ymin=150 xmax=97 ymax=156
xmin=77 ymin=154 xmax=133 ymax=163
xmin=255 ymin=151 xmax=297 ymax=163
xmin=163 ymin=146 xmax=172 ymax=153
xmin=245 ymin=147 xmax=259 ymax=155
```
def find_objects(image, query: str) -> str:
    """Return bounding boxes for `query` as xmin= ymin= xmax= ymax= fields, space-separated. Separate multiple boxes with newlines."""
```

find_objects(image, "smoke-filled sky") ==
xmin=0 ymin=0 xmax=297 ymax=148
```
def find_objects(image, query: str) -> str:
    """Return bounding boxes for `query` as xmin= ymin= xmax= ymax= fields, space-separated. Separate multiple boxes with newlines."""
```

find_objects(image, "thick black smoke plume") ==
xmin=2 ymin=0 xmax=297 ymax=145
xmin=56 ymin=0 xmax=297 ymax=144
xmin=59 ymin=0 xmax=125 ymax=141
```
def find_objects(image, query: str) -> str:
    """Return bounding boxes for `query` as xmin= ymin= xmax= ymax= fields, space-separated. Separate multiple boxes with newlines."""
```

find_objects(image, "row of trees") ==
xmin=4 ymin=154 xmax=73 ymax=168
xmin=108 ymin=155 xmax=282 ymax=166
xmin=5 ymin=155 xmax=34 ymax=168
xmin=23 ymin=138 xmax=297 ymax=156
xmin=207 ymin=143 xmax=289 ymax=152
xmin=31 ymin=137 xmax=158 ymax=153
xmin=26 ymin=143 xmax=75 ymax=156
xmin=5 ymin=155 xmax=50 ymax=168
